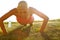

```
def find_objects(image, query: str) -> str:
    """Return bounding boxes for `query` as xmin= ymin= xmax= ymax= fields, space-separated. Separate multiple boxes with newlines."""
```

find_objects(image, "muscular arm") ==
xmin=0 ymin=8 xmax=17 ymax=34
xmin=30 ymin=7 xmax=49 ymax=32
xmin=1 ymin=8 xmax=17 ymax=21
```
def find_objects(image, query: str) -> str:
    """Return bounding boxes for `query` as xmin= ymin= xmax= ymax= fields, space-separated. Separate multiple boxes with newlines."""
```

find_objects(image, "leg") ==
xmin=0 ymin=21 xmax=7 ymax=35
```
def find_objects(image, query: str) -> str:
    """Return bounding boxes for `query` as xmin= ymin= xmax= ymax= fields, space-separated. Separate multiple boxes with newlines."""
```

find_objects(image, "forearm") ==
xmin=40 ymin=18 xmax=49 ymax=32
xmin=31 ymin=7 xmax=49 ymax=32
xmin=0 ymin=20 xmax=7 ymax=34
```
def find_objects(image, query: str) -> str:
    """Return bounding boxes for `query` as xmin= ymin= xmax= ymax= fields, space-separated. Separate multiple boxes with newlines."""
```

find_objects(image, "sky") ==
xmin=0 ymin=0 xmax=60 ymax=22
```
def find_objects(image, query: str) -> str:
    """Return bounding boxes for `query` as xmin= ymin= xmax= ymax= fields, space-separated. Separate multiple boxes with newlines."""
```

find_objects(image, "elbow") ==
xmin=46 ymin=17 xmax=49 ymax=20
xmin=44 ymin=17 xmax=49 ymax=21
xmin=0 ymin=19 xmax=3 ymax=22
xmin=0 ymin=18 xmax=4 ymax=22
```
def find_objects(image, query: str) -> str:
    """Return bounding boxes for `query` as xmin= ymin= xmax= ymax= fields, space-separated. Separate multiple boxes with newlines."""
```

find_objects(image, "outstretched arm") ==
xmin=30 ymin=7 xmax=49 ymax=32
xmin=1 ymin=8 xmax=17 ymax=21
xmin=0 ymin=8 xmax=17 ymax=34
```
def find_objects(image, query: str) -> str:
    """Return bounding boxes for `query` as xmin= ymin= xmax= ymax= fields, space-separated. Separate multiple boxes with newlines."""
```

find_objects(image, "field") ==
xmin=0 ymin=19 xmax=60 ymax=40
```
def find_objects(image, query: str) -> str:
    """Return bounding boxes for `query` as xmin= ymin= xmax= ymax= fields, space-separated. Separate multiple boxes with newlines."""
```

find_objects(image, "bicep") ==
xmin=1 ymin=8 xmax=17 ymax=21
xmin=30 ymin=7 xmax=49 ymax=19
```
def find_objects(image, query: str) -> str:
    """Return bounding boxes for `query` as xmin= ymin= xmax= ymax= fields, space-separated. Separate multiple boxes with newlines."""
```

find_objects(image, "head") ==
xmin=17 ymin=1 xmax=28 ymax=12
xmin=17 ymin=1 xmax=28 ymax=18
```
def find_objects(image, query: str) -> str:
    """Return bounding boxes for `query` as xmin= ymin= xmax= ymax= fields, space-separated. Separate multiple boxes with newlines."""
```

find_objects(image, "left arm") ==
xmin=30 ymin=7 xmax=49 ymax=32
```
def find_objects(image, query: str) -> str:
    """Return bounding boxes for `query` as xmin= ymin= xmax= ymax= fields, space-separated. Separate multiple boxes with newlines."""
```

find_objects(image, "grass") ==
xmin=0 ymin=20 xmax=60 ymax=40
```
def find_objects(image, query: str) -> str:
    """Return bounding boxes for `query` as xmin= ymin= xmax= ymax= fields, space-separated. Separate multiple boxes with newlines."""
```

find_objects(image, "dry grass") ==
xmin=0 ymin=20 xmax=60 ymax=40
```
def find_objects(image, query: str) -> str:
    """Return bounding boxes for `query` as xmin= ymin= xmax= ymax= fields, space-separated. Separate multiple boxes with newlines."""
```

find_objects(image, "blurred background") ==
xmin=0 ymin=0 xmax=60 ymax=40
xmin=0 ymin=0 xmax=60 ymax=22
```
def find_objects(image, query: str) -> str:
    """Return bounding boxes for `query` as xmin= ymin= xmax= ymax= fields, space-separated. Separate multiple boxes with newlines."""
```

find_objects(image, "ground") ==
xmin=0 ymin=20 xmax=60 ymax=40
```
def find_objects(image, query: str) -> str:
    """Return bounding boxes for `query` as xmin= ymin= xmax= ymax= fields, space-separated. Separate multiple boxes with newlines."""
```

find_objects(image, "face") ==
xmin=17 ymin=1 xmax=28 ymax=14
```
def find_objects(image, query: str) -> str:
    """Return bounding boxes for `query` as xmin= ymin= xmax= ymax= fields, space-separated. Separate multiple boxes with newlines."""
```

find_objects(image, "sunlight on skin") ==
xmin=0 ymin=1 xmax=49 ymax=40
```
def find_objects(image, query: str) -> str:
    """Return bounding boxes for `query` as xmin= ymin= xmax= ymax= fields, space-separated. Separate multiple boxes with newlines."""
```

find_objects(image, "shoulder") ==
xmin=11 ymin=8 xmax=17 ymax=11
xmin=29 ymin=7 xmax=33 ymax=10
xmin=29 ymin=7 xmax=37 ymax=12
xmin=29 ymin=7 xmax=34 ymax=12
xmin=29 ymin=7 xmax=38 ymax=13
xmin=29 ymin=7 xmax=35 ymax=9
xmin=10 ymin=8 xmax=17 ymax=14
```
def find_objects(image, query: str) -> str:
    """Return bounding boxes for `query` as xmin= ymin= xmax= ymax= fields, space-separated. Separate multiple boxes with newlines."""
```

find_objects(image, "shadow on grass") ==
xmin=0 ymin=25 xmax=32 ymax=40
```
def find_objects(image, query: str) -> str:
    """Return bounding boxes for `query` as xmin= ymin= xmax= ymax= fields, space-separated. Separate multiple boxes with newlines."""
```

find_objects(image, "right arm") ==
xmin=0 ymin=8 xmax=17 ymax=21
xmin=0 ymin=8 xmax=17 ymax=34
